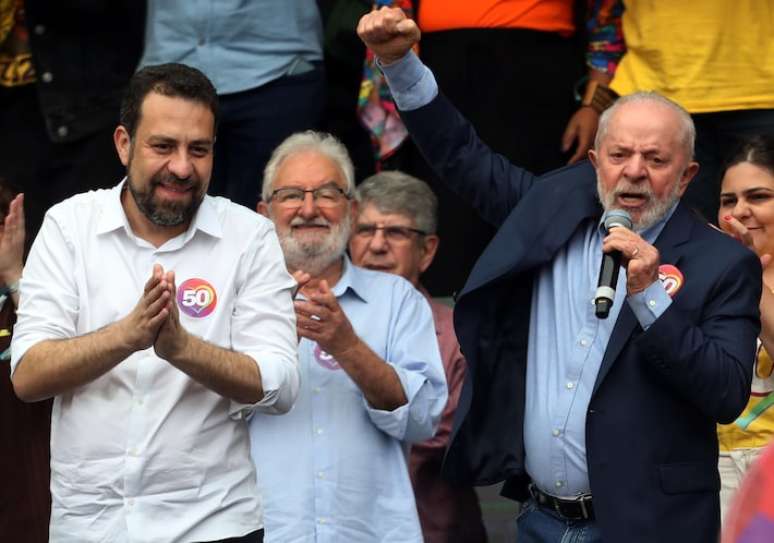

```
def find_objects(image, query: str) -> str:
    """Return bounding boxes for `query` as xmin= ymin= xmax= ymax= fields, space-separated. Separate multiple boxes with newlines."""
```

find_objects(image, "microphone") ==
xmin=595 ymin=209 xmax=633 ymax=319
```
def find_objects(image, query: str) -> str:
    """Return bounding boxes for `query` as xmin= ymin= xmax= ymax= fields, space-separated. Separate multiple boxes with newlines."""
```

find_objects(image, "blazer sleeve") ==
xmin=636 ymin=247 xmax=762 ymax=424
xmin=400 ymin=93 xmax=538 ymax=228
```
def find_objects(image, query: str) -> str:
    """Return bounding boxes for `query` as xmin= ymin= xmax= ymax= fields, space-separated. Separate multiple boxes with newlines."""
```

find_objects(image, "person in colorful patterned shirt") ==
xmin=717 ymin=135 xmax=774 ymax=523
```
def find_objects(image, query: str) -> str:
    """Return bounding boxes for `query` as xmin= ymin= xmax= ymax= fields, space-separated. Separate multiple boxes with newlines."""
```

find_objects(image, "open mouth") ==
xmin=616 ymin=193 xmax=649 ymax=207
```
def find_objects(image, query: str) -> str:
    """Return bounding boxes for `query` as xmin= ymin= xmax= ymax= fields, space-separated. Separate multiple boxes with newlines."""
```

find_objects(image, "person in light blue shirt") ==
xmin=140 ymin=0 xmax=325 ymax=210
xmin=357 ymin=8 xmax=763 ymax=543
xmin=250 ymin=130 xmax=448 ymax=542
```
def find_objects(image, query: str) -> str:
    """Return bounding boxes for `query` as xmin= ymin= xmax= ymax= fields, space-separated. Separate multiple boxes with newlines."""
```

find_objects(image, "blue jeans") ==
xmin=516 ymin=499 xmax=604 ymax=543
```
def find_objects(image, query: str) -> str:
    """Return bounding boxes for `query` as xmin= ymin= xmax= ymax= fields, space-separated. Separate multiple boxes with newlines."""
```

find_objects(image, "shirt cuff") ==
xmin=230 ymin=353 xmax=299 ymax=419
xmin=627 ymin=281 xmax=673 ymax=330
xmin=363 ymin=366 xmax=430 ymax=442
xmin=378 ymin=51 xmax=439 ymax=111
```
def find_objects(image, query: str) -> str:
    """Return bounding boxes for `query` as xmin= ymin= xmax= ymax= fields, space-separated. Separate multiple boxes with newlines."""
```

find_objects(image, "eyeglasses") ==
xmin=268 ymin=185 xmax=350 ymax=208
xmin=354 ymin=223 xmax=427 ymax=243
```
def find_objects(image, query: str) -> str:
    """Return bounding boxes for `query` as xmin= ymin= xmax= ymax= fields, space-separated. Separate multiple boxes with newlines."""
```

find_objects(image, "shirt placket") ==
xmin=308 ymin=341 xmax=336 ymax=540
xmin=123 ymin=250 xmax=160 ymax=536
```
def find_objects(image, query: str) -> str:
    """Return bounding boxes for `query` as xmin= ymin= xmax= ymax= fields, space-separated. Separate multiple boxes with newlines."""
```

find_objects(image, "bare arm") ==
xmin=294 ymin=279 xmax=407 ymax=410
xmin=13 ymin=265 xmax=171 ymax=401
xmin=561 ymin=70 xmax=614 ymax=164
xmin=0 ymin=193 xmax=26 ymax=307
xmin=154 ymin=271 xmax=264 ymax=404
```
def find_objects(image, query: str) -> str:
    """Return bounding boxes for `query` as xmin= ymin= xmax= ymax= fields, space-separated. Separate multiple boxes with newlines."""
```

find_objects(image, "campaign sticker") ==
xmin=177 ymin=278 xmax=217 ymax=318
xmin=658 ymin=264 xmax=684 ymax=298
xmin=313 ymin=343 xmax=340 ymax=371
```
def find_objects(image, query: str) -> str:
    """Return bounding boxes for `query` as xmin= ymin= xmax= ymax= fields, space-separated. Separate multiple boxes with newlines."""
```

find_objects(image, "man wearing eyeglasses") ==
xmin=249 ymin=131 xmax=448 ymax=542
xmin=349 ymin=171 xmax=487 ymax=543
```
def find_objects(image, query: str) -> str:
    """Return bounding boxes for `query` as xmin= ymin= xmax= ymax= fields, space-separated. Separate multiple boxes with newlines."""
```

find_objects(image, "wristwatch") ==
xmin=582 ymin=81 xmax=619 ymax=114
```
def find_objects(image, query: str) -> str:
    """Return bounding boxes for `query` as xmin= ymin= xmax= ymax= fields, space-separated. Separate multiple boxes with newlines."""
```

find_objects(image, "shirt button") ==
xmin=312 ymin=387 xmax=321 ymax=394
xmin=317 ymin=518 xmax=326 ymax=524
xmin=579 ymin=339 xmax=588 ymax=347
xmin=555 ymin=481 xmax=564 ymax=488
xmin=127 ymin=498 xmax=135 ymax=506
xmin=56 ymin=125 xmax=68 ymax=138
xmin=552 ymin=429 xmax=561 ymax=437
xmin=128 ymin=448 xmax=138 ymax=456
xmin=34 ymin=24 xmax=46 ymax=35
xmin=41 ymin=71 xmax=53 ymax=83
xmin=317 ymin=471 xmax=325 ymax=479
xmin=566 ymin=382 xmax=575 ymax=390
xmin=315 ymin=428 xmax=323 ymax=435
xmin=136 ymin=398 xmax=144 ymax=406
xmin=648 ymin=300 xmax=657 ymax=307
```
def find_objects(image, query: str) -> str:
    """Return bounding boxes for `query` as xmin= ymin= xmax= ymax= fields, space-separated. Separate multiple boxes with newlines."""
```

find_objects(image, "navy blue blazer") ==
xmin=401 ymin=93 xmax=762 ymax=542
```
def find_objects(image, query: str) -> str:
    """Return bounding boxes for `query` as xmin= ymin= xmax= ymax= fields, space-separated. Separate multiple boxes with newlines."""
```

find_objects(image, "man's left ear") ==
xmin=257 ymin=201 xmax=269 ymax=217
xmin=678 ymin=161 xmax=700 ymax=195
xmin=418 ymin=234 xmax=440 ymax=274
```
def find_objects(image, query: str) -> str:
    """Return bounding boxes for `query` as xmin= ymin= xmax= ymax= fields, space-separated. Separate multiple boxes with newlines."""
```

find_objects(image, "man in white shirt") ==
xmin=249 ymin=131 xmax=448 ymax=542
xmin=10 ymin=63 xmax=300 ymax=543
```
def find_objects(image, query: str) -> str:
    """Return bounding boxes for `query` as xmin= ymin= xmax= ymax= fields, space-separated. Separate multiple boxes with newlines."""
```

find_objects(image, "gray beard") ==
xmin=596 ymin=177 xmax=681 ymax=231
xmin=275 ymin=216 xmax=351 ymax=277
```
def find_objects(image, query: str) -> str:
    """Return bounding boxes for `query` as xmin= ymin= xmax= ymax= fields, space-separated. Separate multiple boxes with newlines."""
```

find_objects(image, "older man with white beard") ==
xmin=248 ymin=131 xmax=447 ymax=543
xmin=358 ymin=8 xmax=763 ymax=543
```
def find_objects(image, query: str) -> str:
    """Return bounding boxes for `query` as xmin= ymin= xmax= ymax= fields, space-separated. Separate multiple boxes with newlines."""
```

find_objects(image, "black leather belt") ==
xmin=528 ymin=484 xmax=595 ymax=521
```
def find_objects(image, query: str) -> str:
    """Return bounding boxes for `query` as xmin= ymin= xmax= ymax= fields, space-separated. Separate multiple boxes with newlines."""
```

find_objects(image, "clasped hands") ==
xmin=291 ymin=270 xmax=359 ymax=359
xmin=119 ymin=263 xmax=188 ymax=360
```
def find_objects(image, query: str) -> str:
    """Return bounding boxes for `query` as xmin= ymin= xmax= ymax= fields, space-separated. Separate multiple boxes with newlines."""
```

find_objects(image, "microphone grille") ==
xmin=603 ymin=209 xmax=633 ymax=232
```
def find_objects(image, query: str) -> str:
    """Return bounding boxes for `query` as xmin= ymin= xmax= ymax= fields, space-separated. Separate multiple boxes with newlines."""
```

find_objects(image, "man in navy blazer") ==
xmin=359 ymin=8 xmax=762 ymax=543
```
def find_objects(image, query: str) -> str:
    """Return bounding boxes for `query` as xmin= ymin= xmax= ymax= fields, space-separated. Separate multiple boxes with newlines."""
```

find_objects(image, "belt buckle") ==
xmin=577 ymin=496 xmax=590 ymax=520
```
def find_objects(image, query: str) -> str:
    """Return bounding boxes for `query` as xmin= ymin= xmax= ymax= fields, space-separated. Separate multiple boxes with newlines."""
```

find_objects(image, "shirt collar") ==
xmin=331 ymin=255 xmax=368 ymax=303
xmin=95 ymin=178 xmax=223 ymax=240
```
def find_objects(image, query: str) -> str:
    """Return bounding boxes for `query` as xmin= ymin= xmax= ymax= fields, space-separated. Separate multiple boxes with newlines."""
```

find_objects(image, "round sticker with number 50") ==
xmin=177 ymin=278 xmax=218 ymax=318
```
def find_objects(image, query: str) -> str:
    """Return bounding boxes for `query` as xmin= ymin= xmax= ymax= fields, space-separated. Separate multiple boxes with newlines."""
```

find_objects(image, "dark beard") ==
xmin=127 ymin=171 xmax=202 ymax=227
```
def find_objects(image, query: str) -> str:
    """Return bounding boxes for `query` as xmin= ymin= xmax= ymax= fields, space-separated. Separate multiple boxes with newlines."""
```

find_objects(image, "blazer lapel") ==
xmin=460 ymin=176 xmax=602 ymax=297
xmin=592 ymin=203 xmax=696 ymax=395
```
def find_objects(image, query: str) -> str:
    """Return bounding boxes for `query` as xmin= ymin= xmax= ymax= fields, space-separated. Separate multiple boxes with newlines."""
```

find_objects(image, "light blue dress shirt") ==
xmin=140 ymin=0 xmax=323 ymax=95
xmin=249 ymin=258 xmax=447 ymax=542
xmin=381 ymin=51 xmax=676 ymax=497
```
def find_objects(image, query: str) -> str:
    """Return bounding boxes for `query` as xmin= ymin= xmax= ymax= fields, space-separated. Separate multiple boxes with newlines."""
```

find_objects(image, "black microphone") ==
xmin=595 ymin=209 xmax=633 ymax=319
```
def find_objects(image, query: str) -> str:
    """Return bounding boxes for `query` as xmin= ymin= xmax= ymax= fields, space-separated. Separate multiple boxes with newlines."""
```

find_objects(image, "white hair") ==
xmin=595 ymin=91 xmax=696 ymax=160
xmin=262 ymin=130 xmax=355 ymax=201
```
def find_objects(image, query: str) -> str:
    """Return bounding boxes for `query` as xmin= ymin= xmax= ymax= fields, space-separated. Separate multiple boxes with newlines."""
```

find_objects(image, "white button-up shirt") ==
xmin=11 ymin=181 xmax=300 ymax=543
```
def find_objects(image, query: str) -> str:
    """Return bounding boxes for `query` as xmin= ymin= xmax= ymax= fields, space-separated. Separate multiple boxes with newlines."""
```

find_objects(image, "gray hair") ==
xmin=595 ymin=91 xmax=696 ymax=160
xmin=262 ymin=130 xmax=355 ymax=201
xmin=355 ymin=170 xmax=438 ymax=234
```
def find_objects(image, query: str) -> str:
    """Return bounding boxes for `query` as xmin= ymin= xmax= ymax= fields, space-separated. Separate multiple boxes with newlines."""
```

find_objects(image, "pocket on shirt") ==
xmin=658 ymin=462 xmax=720 ymax=494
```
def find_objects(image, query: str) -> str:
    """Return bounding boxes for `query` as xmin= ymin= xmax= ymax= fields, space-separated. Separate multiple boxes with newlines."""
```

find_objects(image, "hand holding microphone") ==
xmin=595 ymin=210 xmax=660 ymax=318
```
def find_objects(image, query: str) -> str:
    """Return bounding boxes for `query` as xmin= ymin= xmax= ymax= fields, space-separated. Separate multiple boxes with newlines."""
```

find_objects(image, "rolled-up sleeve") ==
xmin=364 ymin=284 xmax=447 ymax=443
xmin=230 ymin=223 xmax=300 ymax=418
xmin=11 ymin=212 xmax=79 ymax=376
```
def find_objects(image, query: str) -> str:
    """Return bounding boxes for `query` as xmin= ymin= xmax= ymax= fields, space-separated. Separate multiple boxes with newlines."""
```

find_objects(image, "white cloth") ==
xmin=719 ymin=447 xmax=764 ymax=526
xmin=11 ymin=181 xmax=300 ymax=543
xmin=249 ymin=259 xmax=448 ymax=543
